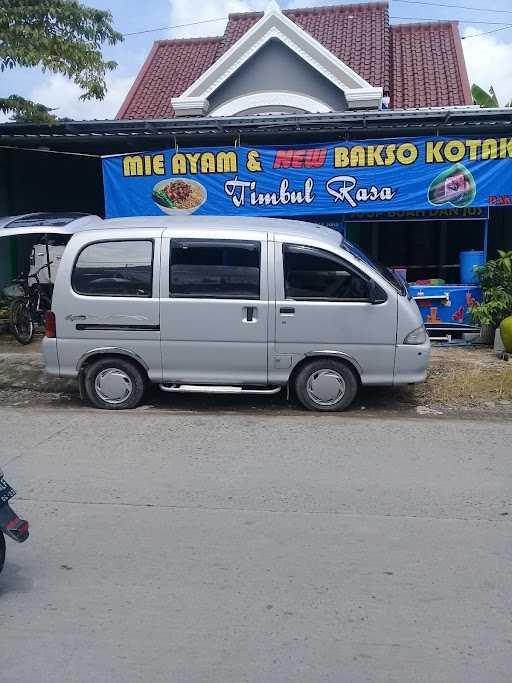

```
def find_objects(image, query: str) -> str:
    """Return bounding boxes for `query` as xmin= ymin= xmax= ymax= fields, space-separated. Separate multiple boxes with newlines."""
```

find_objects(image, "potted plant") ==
xmin=470 ymin=250 xmax=512 ymax=343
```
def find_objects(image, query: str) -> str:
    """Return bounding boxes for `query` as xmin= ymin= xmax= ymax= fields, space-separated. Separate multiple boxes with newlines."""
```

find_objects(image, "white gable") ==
xmin=171 ymin=4 xmax=382 ymax=116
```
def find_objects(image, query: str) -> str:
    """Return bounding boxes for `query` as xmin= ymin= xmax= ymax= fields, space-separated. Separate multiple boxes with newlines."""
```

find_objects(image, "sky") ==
xmin=1 ymin=0 xmax=512 ymax=121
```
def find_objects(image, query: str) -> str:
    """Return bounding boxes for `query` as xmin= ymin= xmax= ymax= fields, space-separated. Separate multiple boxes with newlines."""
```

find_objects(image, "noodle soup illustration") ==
xmin=152 ymin=178 xmax=207 ymax=214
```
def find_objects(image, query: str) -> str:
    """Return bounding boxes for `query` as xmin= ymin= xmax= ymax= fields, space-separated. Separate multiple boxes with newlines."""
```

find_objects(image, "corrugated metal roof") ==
xmin=1 ymin=107 xmax=511 ymax=149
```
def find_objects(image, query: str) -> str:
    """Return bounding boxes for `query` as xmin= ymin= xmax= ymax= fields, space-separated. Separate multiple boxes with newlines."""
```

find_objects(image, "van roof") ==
xmin=102 ymin=216 xmax=342 ymax=246
xmin=0 ymin=213 xmax=102 ymax=238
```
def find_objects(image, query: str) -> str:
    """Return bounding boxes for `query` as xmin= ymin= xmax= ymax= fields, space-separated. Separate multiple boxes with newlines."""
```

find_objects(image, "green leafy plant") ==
xmin=471 ymin=84 xmax=512 ymax=108
xmin=472 ymin=84 xmax=500 ymax=108
xmin=0 ymin=0 xmax=123 ymax=122
xmin=470 ymin=250 xmax=512 ymax=327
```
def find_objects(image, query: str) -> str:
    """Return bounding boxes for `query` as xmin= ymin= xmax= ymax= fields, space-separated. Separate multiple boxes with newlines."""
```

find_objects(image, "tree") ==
xmin=471 ymin=84 xmax=512 ymax=108
xmin=1 ymin=95 xmax=56 ymax=124
xmin=0 ymin=1 xmax=123 ymax=123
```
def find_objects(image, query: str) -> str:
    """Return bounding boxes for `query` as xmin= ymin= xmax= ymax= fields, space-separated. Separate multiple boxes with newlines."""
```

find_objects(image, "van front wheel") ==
xmin=294 ymin=359 xmax=358 ymax=412
xmin=83 ymin=357 xmax=146 ymax=410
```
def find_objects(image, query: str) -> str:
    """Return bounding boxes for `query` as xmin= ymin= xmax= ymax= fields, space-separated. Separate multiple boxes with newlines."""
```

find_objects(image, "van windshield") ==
xmin=342 ymin=238 xmax=408 ymax=296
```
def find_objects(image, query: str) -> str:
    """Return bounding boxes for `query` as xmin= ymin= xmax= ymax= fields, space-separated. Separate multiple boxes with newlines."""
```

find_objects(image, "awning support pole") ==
xmin=483 ymin=218 xmax=489 ymax=261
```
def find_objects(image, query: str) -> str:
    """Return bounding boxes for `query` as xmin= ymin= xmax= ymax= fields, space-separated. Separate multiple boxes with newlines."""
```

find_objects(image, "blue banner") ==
xmin=102 ymin=136 xmax=512 ymax=218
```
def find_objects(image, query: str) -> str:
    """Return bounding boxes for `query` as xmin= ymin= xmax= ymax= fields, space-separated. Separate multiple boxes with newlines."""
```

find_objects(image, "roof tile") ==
xmin=117 ymin=37 xmax=222 ymax=119
xmin=390 ymin=22 xmax=471 ymax=109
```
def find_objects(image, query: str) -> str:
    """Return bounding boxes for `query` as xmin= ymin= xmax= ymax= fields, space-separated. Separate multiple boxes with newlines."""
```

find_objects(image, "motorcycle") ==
xmin=0 ymin=468 xmax=29 ymax=574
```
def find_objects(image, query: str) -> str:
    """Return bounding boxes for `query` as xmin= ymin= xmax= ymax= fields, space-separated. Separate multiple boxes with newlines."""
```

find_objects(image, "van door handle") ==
xmin=66 ymin=314 xmax=87 ymax=321
xmin=279 ymin=307 xmax=295 ymax=315
xmin=243 ymin=306 xmax=257 ymax=323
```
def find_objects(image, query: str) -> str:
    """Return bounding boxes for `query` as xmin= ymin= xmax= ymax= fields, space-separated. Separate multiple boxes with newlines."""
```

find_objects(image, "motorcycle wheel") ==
xmin=0 ymin=532 xmax=5 ymax=574
xmin=9 ymin=298 xmax=34 ymax=345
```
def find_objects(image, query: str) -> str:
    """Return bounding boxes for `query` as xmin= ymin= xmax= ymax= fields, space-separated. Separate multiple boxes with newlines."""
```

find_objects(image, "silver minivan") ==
xmin=43 ymin=216 xmax=430 ymax=411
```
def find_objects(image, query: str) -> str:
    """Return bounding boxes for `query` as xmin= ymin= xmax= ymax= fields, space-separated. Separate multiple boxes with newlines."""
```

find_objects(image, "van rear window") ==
xmin=72 ymin=240 xmax=153 ymax=297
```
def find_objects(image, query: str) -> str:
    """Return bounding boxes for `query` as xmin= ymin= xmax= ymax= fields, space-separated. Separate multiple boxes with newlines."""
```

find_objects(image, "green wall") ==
xmin=0 ymin=240 xmax=13 ymax=290
xmin=0 ymin=148 xmax=104 ymax=289
xmin=488 ymin=207 xmax=512 ymax=257
xmin=3 ymin=149 xmax=104 ymax=215
xmin=0 ymin=150 xmax=13 ymax=288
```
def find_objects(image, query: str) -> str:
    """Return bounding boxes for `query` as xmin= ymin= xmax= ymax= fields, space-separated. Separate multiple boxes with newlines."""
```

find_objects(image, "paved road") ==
xmin=0 ymin=407 xmax=511 ymax=682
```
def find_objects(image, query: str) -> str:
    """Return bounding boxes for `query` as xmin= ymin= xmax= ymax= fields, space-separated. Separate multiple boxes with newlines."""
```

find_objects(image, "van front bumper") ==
xmin=393 ymin=341 xmax=431 ymax=385
xmin=42 ymin=337 xmax=60 ymax=377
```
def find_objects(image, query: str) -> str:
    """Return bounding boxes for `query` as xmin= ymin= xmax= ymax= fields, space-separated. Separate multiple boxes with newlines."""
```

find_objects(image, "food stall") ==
xmin=340 ymin=209 xmax=488 ymax=340
xmin=102 ymin=134 xmax=512 ymax=340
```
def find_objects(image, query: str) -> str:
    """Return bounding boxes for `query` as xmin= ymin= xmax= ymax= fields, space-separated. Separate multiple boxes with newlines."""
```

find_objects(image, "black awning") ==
xmin=1 ymin=108 xmax=512 ymax=154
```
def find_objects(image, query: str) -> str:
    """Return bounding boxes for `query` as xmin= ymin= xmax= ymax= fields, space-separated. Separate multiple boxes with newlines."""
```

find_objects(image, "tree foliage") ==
xmin=471 ymin=251 xmax=512 ymax=327
xmin=0 ymin=0 xmax=123 ymax=122
xmin=0 ymin=95 xmax=56 ymax=124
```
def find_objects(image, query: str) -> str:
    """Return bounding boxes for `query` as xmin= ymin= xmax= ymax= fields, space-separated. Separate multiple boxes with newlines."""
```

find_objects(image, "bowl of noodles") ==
xmin=152 ymin=178 xmax=207 ymax=215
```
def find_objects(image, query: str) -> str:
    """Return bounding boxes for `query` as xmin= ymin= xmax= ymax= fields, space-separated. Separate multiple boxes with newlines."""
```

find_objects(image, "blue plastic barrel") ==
xmin=460 ymin=250 xmax=485 ymax=285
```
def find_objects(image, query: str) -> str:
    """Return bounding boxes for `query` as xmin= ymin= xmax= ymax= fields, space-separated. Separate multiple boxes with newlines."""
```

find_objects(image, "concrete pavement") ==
xmin=0 ymin=408 xmax=511 ymax=682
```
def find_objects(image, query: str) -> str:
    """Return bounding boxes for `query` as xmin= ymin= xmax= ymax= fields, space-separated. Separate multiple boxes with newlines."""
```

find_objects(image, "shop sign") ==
xmin=102 ymin=136 xmax=512 ymax=218
xmin=343 ymin=207 xmax=489 ymax=221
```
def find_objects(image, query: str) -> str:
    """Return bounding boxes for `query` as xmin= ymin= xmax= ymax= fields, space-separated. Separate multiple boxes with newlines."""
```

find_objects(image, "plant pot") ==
xmin=479 ymin=324 xmax=495 ymax=345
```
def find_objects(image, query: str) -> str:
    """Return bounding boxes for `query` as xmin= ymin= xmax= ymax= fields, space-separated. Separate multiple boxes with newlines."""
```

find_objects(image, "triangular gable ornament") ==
xmin=172 ymin=3 xmax=382 ymax=116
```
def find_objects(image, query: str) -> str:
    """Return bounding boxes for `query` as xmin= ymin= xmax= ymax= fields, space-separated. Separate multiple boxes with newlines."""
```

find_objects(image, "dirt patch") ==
xmin=0 ymin=332 xmax=42 ymax=354
xmin=413 ymin=346 xmax=512 ymax=412
xmin=0 ymin=334 xmax=75 ymax=399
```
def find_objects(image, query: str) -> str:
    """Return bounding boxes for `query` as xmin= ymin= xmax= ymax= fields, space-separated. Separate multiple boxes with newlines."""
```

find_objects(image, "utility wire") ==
xmin=121 ymin=9 xmax=512 ymax=40
xmin=393 ymin=0 xmax=512 ymax=14
xmin=123 ymin=16 xmax=228 ymax=37
xmin=394 ymin=16 xmax=512 ymax=25
xmin=462 ymin=23 xmax=512 ymax=38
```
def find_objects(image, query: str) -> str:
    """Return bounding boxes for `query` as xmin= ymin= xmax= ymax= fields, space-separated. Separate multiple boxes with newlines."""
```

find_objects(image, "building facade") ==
xmin=0 ymin=1 xmax=510 ymax=339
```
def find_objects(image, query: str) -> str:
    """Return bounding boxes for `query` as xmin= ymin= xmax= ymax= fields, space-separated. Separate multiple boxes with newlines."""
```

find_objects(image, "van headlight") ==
xmin=404 ymin=325 xmax=427 ymax=345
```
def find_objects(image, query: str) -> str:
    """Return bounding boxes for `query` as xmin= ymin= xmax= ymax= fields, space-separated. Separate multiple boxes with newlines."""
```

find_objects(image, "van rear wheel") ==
xmin=83 ymin=357 xmax=146 ymax=410
xmin=294 ymin=359 xmax=358 ymax=412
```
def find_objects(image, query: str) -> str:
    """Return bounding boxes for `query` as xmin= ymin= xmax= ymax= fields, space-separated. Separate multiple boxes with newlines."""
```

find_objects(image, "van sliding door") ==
xmin=159 ymin=235 xmax=269 ymax=385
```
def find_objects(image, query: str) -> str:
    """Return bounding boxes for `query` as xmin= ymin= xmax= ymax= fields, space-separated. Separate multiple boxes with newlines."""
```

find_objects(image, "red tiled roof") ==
xmin=391 ymin=22 xmax=471 ymax=108
xmin=117 ymin=2 xmax=471 ymax=119
xmin=221 ymin=12 xmax=261 ymax=52
xmin=117 ymin=37 xmax=222 ymax=119
xmin=285 ymin=3 xmax=390 ymax=92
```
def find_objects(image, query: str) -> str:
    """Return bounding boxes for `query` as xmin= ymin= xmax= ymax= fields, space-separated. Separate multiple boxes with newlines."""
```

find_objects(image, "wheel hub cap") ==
xmin=306 ymin=369 xmax=346 ymax=406
xmin=94 ymin=368 xmax=133 ymax=404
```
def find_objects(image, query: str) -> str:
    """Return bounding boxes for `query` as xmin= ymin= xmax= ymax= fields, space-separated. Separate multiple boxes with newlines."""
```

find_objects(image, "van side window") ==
xmin=283 ymin=244 xmax=371 ymax=301
xmin=72 ymin=240 xmax=153 ymax=297
xmin=170 ymin=240 xmax=260 ymax=299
